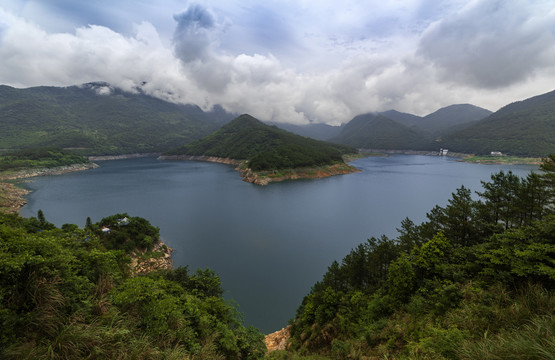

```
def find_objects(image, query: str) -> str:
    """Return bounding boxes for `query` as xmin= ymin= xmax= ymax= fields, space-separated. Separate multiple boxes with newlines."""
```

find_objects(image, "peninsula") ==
xmin=160 ymin=114 xmax=359 ymax=185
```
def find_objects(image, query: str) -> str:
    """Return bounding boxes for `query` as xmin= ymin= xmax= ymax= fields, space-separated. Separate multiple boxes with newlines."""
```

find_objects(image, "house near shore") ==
xmin=490 ymin=151 xmax=503 ymax=156
xmin=439 ymin=148 xmax=449 ymax=156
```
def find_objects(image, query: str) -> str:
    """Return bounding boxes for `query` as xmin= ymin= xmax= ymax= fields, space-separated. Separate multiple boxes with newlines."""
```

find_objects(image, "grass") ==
xmin=461 ymin=155 xmax=542 ymax=165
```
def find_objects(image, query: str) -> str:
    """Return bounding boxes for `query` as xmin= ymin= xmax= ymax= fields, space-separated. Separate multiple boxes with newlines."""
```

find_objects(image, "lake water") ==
xmin=20 ymin=155 xmax=537 ymax=333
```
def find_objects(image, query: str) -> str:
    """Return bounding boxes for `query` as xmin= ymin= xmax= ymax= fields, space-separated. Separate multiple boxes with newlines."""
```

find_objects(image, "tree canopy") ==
xmin=286 ymin=155 xmax=555 ymax=359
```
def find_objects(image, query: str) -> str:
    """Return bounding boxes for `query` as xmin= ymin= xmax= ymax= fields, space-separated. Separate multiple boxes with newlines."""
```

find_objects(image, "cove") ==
xmin=20 ymin=155 xmax=537 ymax=333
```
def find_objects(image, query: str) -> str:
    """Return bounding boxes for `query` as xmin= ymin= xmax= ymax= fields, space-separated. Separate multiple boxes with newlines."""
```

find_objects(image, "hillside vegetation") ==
xmin=443 ymin=90 xmax=555 ymax=156
xmin=276 ymin=155 xmax=555 ymax=359
xmin=0 ymin=147 xmax=89 ymax=173
xmin=417 ymin=104 xmax=492 ymax=135
xmin=164 ymin=114 xmax=357 ymax=171
xmin=0 ymin=83 xmax=234 ymax=155
xmin=330 ymin=113 xmax=427 ymax=150
xmin=0 ymin=211 xmax=265 ymax=359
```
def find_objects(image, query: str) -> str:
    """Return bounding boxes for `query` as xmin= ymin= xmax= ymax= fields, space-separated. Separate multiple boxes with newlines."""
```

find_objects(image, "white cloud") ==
xmin=417 ymin=0 xmax=555 ymax=88
xmin=1 ymin=1 xmax=555 ymax=125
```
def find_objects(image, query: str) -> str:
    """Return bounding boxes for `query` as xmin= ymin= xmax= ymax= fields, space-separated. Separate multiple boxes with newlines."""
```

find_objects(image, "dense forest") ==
xmin=278 ymin=155 xmax=555 ymax=359
xmin=164 ymin=114 xmax=357 ymax=171
xmin=442 ymin=90 xmax=555 ymax=157
xmin=0 ymin=148 xmax=90 ymax=172
xmin=0 ymin=83 xmax=234 ymax=155
xmin=1 ymin=82 xmax=553 ymax=158
xmin=330 ymin=114 xmax=427 ymax=151
xmin=0 ymin=212 xmax=266 ymax=359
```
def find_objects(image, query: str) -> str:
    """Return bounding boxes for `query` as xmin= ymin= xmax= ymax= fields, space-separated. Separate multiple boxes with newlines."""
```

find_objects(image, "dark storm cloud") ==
xmin=172 ymin=4 xmax=215 ymax=62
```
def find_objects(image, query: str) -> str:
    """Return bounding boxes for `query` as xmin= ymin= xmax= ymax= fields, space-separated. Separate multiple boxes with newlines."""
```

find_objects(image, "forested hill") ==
xmin=0 ymin=83 xmax=235 ymax=155
xmin=442 ymin=89 xmax=555 ymax=156
xmin=330 ymin=113 xmax=429 ymax=150
xmin=0 ymin=211 xmax=266 ymax=359
xmin=417 ymin=104 xmax=492 ymax=135
xmin=164 ymin=114 xmax=357 ymax=171
xmin=285 ymin=155 xmax=555 ymax=359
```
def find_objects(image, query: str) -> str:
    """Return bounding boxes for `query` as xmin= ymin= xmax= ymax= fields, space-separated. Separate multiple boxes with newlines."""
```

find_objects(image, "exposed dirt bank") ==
xmin=129 ymin=240 xmax=174 ymax=275
xmin=159 ymin=155 xmax=359 ymax=185
xmin=158 ymin=154 xmax=242 ymax=166
xmin=264 ymin=326 xmax=291 ymax=352
xmin=241 ymin=163 xmax=360 ymax=185
xmin=0 ymin=163 xmax=99 ymax=213
xmin=0 ymin=182 xmax=30 ymax=213
xmin=360 ymin=148 xmax=471 ymax=159
xmin=88 ymin=153 xmax=161 ymax=161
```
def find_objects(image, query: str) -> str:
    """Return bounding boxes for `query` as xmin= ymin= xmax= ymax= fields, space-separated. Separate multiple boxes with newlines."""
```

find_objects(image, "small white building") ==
xmin=439 ymin=148 xmax=449 ymax=156
xmin=490 ymin=151 xmax=503 ymax=156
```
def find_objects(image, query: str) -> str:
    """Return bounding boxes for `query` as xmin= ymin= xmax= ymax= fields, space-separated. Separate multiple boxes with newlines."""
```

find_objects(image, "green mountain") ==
xmin=0 ymin=83 xmax=235 ymax=155
xmin=330 ymin=113 xmax=427 ymax=150
xmin=380 ymin=105 xmax=491 ymax=135
xmin=380 ymin=109 xmax=422 ymax=128
xmin=418 ymin=104 xmax=492 ymax=135
xmin=443 ymin=90 xmax=555 ymax=156
xmin=272 ymin=122 xmax=343 ymax=140
xmin=164 ymin=114 xmax=356 ymax=171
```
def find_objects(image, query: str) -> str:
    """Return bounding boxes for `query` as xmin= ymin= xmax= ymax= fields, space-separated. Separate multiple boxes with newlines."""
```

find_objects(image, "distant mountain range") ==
xmin=276 ymin=104 xmax=492 ymax=147
xmin=292 ymin=96 xmax=553 ymax=157
xmin=1 ymin=82 xmax=553 ymax=157
xmin=0 ymin=82 xmax=235 ymax=155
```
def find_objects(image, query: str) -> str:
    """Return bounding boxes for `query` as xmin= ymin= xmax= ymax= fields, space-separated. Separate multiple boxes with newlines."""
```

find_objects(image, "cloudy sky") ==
xmin=1 ymin=0 xmax=554 ymax=125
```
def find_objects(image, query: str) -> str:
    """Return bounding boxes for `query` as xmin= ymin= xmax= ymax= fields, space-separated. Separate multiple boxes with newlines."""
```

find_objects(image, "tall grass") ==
xmin=457 ymin=314 xmax=555 ymax=360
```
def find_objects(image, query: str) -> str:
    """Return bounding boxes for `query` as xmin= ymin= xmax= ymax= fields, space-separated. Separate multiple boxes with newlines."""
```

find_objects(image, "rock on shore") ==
xmin=264 ymin=326 xmax=291 ymax=352
xmin=129 ymin=240 xmax=174 ymax=275
xmin=159 ymin=155 xmax=359 ymax=185
xmin=0 ymin=163 xmax=99 ymax=213
xmin=0 ymin=163 xmax=99 ymax=181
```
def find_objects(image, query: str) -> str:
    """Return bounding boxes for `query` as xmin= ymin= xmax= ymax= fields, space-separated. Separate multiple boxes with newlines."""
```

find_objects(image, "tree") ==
xmin=540 ymin=154 xmax=555 ymax=211
xmin=396 ymin=217 xmax=421 ymax=253
xmin=477 ymin=171 xmax=522 ymax=230
xmin=37 ymin=209 xmax=46 ymax=225
xmin=85 ymin=216 xmax=93 ymax=230
xmin=443 ymin=186 xmax=480 ymax=246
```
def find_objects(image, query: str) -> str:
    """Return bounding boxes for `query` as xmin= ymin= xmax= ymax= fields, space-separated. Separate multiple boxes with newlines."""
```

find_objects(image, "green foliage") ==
xmin=443 ymin=90 xmax=555 ymax=156
xmin=0 ymin=147 xmax=89 ymax=172
xmin=288 ymin=155 xmax=555 ymax=358
xmin=95 ymin=213 xmax=160 ymax=251
xmin=0 ymin=84 xmax=234 ymax=155
xmin=0 ymin=211 xmax=264 ymax=359
xmin=331 ymin=113 xmax=430 ymax=151
xmin=164 ymin=114 xmax=357 ymax=171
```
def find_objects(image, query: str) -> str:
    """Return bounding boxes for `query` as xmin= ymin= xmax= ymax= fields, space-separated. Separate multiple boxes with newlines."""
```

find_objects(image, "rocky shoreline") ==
xmin=0 ymin=163 xmax=99 ymax=213
xmin=88 ymin=153 xmax=160 ymax=161
xmin=159 ymin=154 xmax=359 ymax=185
xmin=359 ymin=148 xmax=471 ymax=159
xmin=158 ymin=154 xmax=243 ymax=166
xmin=0 ymin=162 xmax=99 ymax=181
xmin=129 ymin=240 xmax=174 ymax=275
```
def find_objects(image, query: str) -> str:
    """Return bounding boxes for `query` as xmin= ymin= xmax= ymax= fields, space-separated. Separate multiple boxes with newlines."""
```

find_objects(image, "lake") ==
xmin=20 ymin=155 xmax=537 ymax=333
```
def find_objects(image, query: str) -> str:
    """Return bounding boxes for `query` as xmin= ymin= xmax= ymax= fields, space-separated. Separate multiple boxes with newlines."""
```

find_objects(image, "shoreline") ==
xmin=0 ymin=163 xmax=99 ymax=213
xmin=159 ymin=154 xmax=359 ymax=185
xmin=87 ymin=152 xmax=160 ymax=161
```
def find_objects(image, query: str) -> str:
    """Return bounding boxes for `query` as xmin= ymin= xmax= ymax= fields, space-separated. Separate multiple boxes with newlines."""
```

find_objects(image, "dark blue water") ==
xmin=20 ymin=155 xmax=537 ymax=333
